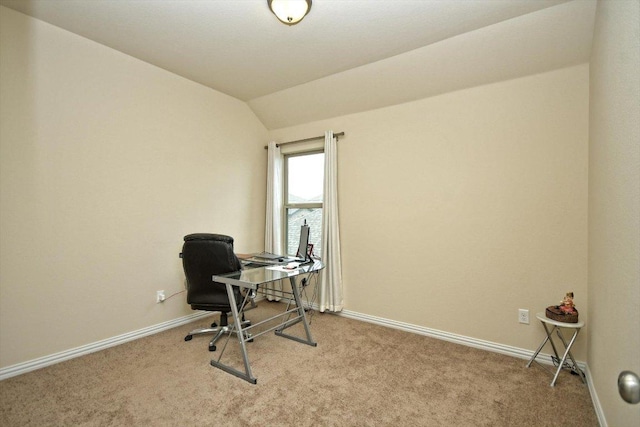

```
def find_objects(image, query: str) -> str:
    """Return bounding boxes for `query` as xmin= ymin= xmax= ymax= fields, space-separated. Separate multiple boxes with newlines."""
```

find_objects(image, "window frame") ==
xmin=283 ymin=149 xmax=324 ymax=258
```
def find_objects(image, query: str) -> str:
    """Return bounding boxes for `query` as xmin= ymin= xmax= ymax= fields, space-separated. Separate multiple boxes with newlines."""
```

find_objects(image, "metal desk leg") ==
xmin=274 ymin=276 xmax=317 ymax=347
xmin=209 ymin=284 xmax=257 ymax=384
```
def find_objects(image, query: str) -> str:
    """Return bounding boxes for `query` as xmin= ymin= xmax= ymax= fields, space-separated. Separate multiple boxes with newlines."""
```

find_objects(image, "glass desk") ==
xmin=211 ymin=260 xmax=324 ymax=383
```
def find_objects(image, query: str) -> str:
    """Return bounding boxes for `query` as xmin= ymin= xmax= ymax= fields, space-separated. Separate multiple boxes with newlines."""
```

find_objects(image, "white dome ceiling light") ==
xmin=268 ymin=0 xmax=312 ymax=26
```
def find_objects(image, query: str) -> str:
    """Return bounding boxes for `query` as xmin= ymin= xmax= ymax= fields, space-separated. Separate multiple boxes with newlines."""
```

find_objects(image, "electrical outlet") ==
xmin=156 ymin=290 xmax=166 ymax=303
xmin=518 ymin=309 xmax=529 ymax=324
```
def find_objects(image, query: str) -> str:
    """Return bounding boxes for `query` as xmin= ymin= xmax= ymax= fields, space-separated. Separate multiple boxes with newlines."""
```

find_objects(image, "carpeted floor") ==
xmin=0 ymin=302 xmax=598 ymax=426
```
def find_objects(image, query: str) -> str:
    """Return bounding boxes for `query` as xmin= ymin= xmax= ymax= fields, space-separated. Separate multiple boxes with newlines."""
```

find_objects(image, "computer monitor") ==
xmin=295 ymin=223 xmax=311 ymax=263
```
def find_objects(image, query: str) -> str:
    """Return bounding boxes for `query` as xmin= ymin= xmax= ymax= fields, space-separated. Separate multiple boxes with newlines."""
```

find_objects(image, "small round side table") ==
xmin=526 ymin=312 xmax=586 ymax=386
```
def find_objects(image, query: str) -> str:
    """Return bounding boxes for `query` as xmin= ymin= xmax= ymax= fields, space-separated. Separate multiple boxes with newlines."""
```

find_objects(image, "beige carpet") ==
xmin=0 ymin=302 xmax=598 ymax=426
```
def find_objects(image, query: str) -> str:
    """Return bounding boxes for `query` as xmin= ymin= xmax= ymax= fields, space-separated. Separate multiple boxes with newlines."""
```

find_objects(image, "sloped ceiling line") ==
xmin=0 ymin=0 xmax=596 ymax=129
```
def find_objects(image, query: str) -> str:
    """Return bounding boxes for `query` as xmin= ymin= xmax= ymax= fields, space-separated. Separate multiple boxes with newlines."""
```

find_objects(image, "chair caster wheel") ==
xmin=209 ymin=344 xmax=216 ymax=352
xmin=184 ymin=335 xmax=193 ymax=341
xmin=210 ymin=322 xmax=217 ymax=328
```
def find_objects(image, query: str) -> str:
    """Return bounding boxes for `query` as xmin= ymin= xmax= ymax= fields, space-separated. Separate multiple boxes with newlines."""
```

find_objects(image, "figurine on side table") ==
xmin=546 ymin=292 xmax=579 ymax=323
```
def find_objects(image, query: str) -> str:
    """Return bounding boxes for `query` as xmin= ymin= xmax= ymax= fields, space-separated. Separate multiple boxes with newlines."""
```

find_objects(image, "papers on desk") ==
xmin=266 ymin=262 xmax=301 ymax=274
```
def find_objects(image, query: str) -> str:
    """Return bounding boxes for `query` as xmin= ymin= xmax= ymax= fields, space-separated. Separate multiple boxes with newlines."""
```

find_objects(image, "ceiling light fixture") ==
xmin=267 ymin=0 xmax=312 ymax=26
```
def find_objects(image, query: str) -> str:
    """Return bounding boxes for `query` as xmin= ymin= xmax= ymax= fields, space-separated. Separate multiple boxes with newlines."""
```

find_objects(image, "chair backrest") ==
xmin=181 ymin=233 xmax=243 ymax=311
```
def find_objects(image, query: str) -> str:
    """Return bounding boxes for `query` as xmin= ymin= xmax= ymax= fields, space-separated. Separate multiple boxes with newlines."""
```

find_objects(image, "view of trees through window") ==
xmin=285 ymin=152 xmax=323 ymax=258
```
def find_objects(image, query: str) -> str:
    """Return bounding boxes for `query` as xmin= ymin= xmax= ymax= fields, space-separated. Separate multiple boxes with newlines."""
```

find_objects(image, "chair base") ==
xmin=185 ymin=319 xmax=251 ymax=351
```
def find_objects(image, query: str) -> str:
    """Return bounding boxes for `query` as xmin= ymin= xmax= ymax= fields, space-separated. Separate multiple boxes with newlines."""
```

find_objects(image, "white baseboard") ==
xmin=0 ymin=311 xmax=211 ymax=381
xmin=584 ymin=364 xmax=607 ymax=427
xmin=339 ymin=309 xmax=536 ymax=360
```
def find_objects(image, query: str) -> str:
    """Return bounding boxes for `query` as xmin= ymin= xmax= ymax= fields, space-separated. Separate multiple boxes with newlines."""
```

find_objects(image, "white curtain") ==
xmin=319 ymin=131 xmax=344 ymax=312
xmin=265 ymin=141 xmax=283 ymax=301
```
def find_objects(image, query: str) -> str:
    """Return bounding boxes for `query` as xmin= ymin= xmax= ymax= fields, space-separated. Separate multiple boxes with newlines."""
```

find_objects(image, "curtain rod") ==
xmin=263 ymin=132 xmax=345 ymax=149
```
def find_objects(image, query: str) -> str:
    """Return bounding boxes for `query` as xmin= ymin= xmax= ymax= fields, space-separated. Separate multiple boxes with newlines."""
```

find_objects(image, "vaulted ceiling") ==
xmin=0 ymin=0 xmax=597 ymax=129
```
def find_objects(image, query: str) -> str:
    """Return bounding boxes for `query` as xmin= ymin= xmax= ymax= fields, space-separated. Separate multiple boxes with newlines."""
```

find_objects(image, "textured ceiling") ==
xmin=0 ymin=0 xmax=596 ymax=129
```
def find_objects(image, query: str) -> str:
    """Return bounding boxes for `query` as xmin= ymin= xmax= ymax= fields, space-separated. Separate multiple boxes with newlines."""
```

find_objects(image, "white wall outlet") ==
xmin=156 ymin=290 xmax=166 ymax=303
xmin=518 ymin=309 xmax=529 ymax=324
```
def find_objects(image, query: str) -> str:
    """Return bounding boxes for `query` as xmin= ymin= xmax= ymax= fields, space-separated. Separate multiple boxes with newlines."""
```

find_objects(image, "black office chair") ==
xmin=180 ymin=233 xmax=251 ymax=351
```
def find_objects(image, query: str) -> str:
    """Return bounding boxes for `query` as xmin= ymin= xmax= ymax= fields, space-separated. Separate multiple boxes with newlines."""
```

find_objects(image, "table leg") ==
xmin=527 ymin=332 xmax=551 ymax=368
xmin=209 ymin=284 xmax=257 ymax=384
xmin=274 ymin=276 xmax=317 ymax=346
xmin=551 ymin=328 xmax=586 ymax=385
xmin=544 ymin=324 xmax=561 ymax=360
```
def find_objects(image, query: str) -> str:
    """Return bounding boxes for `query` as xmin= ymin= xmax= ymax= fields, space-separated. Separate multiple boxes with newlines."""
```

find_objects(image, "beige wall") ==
xmin=588 ymin=1 xmax=640 ymax=426
xmin=0 ymin=6 xmax=268 ymax=368
xmin=270 ymin=64 xmax=589 ymax=359
xmin=5 ymin=6 xmax=637 ymax=425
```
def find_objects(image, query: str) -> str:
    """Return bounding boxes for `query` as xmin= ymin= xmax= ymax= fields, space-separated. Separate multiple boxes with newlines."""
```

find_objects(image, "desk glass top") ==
xmin=212 ymin=260 xmax=324 ymax=290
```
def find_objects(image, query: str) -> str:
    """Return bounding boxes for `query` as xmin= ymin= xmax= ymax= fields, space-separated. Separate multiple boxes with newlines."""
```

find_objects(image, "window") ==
xmin=284 ymin=151 xmax=324 ymax=258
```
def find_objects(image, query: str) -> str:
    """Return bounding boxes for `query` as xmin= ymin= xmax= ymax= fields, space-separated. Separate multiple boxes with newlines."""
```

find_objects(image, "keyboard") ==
xmin=241 ymin=261 xmax=268 ymax=269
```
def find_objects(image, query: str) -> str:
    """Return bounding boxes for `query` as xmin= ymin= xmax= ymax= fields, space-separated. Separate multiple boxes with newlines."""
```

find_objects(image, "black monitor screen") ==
xmin=296 ymin=224 xmax=310 ymax=261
